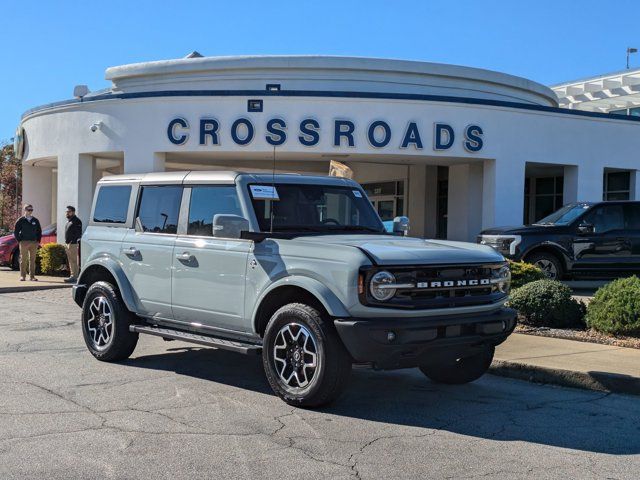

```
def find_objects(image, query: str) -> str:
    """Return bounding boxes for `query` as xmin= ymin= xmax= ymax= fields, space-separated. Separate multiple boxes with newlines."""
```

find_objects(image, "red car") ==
xmin=0 ymin=223 xmax=57 ymax=270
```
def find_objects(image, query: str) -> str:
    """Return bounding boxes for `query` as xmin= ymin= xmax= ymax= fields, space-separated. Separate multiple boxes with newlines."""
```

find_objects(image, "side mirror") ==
xmin=578 ymin=223 xmax=594 ymax=235
xmin=392 ymin=216 xmax=410 ymax=236
xmin=212 ymin=214 xmax=250 ymax=239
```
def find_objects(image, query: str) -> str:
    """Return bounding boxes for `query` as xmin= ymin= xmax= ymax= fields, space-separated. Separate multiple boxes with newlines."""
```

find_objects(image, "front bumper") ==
xmin=334 ymin=307 xmax=517 ymax=369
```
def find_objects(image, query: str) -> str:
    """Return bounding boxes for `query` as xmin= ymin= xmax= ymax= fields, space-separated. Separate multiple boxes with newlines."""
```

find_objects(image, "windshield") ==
xmin=534 ymin=204 xmax=591 ymax=225
xmin=249 ymin=183 xmax=385 ymax=233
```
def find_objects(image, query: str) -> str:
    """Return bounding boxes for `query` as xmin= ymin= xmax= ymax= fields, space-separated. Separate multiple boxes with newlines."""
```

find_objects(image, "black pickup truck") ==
xmin=477 ymin=201 xmax=640 ymax=280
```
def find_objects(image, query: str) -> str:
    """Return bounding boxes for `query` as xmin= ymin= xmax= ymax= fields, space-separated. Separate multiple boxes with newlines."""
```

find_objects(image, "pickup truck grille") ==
xmin=361 ymin=264 xmax=508 ymax=310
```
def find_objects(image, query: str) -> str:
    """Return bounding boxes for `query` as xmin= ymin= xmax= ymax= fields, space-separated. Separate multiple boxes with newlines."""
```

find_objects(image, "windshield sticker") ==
xmin=352 ymin=190 xmax=363 ymax=198
xmin=250 ymin=185 xmax=280 ymax=200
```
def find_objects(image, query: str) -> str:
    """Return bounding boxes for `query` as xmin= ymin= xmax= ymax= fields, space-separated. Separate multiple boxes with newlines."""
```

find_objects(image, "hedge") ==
xmin=508 ymin=260 xmax=547 ymax=289
xmin=508 ymin=279 xmax=585 ymax=328
xmin=586 ymin=276 xmax=640 ymax=336
xmin=37 ymin=243 xmax=68 ymax=276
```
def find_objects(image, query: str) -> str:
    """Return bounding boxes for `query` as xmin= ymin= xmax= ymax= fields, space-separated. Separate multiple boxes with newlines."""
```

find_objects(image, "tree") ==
xmin=0 ymin=141 xmax=22 ymax=232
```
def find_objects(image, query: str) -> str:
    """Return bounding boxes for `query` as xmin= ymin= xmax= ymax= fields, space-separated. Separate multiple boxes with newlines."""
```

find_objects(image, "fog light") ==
xmin=387 ymin=331 xmax=396 ymax=342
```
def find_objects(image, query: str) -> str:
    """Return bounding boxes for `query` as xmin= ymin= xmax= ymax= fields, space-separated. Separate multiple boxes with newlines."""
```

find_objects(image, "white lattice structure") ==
xmin=552 ymin=68 xmax=640 ymax=112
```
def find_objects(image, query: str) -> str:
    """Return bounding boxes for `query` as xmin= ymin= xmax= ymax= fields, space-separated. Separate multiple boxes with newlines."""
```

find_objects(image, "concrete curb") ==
xmin=0 ymin=284 xmax=72 ymax=294
xmin=489 ymin=360 xmax=640 ymax=396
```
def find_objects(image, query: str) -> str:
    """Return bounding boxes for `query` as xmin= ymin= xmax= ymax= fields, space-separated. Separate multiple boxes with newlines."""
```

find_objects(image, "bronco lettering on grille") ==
xmin=416 ymin=279 xmax=491 ymax=289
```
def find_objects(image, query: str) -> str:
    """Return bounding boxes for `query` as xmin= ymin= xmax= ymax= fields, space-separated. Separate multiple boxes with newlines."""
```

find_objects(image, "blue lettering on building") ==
xmin=167 ymin=117 xmax=484 ymax=152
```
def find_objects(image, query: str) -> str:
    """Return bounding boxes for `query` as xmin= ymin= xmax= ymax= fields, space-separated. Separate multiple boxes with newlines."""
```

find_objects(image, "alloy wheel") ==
xmin=534 ymin=259 xmax=557 ymax=279
xmin=273 ymin=323 xmax=318 ymax=391
xmin=86 ymin=296 xmax=114 ymax=350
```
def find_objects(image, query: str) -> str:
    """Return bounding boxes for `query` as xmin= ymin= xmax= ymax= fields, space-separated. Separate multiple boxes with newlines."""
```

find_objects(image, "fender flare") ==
xmin=522 ymin=241 xmax=572 ymax=268
xmin=251 ymin=275 xmax=351 ymax=331
xmin=78 ymin=257 xmax=139 ymax=312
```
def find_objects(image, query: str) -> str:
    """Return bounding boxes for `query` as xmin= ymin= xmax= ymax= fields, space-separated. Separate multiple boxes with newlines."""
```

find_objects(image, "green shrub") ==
xmin=37 ymin=243 xmax=68 ymax=276
xmin=508 ymin=260 xmax=547 ymax=289
xmin=508 ymin=279 xmax=585 ymax=328
xmin=585 ymin=276 xmax=640 ymax=336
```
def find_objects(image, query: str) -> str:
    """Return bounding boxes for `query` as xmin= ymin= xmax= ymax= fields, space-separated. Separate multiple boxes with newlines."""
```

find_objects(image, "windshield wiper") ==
xmin=326 ymin=225 xmax=385 ymax=233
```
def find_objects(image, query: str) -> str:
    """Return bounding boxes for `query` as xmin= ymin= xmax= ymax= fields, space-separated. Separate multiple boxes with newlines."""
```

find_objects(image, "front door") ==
xmin=171 ymin=185 xmax=251 ymax=333
xmin=120 ymin=185 xmax=183 ymax=319
xmin=572 ymin=203 xmax=632 ymax=272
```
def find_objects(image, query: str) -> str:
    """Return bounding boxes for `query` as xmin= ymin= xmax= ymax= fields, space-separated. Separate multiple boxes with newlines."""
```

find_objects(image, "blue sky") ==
xmin=2 ymin=0 xmax=639 ymax=140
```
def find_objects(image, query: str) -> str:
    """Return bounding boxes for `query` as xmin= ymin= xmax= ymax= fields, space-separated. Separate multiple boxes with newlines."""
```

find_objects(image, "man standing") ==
xmin=14 ymin=204 xmax=42 ymax=281
xmin=64 ymin=206 xmax=82 ymax=283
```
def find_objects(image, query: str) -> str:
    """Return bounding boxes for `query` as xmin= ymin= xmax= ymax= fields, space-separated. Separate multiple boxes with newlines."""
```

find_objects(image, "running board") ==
xmin=130 ymin=325 xmax=262 ymax=355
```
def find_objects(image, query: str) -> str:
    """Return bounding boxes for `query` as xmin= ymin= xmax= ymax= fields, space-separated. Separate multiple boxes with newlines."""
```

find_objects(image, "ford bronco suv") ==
xmin=74 ymin=171 xmax=515 ymax=407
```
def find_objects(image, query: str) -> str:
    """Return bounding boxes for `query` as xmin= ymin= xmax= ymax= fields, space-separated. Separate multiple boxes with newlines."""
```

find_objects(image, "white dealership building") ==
xmin=16 ymin=55 xmax=640 ymax=242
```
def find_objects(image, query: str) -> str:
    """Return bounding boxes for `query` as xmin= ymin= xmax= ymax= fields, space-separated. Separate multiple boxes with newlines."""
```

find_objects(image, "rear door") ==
xmin=171 ymin=185 xmax=251 ymax=332
xmin=120 ymin=185 xmax=183 ymax=319
xmin=572 ymin=204 xmax=631 ymax=271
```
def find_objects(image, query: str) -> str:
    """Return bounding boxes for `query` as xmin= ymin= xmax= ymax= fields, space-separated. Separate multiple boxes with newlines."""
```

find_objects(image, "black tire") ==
xmin=526 ymin=252 xmax=564 ymax=280
xmin=419 ymin=345 xmax=495 ymax=385
xmin=81 ymin=281 xmax=138 ymax=362
xmin=262 ymin=303 xmax=351 ymax=408
xmin=10 ymin=249 xmax=19 ymax=271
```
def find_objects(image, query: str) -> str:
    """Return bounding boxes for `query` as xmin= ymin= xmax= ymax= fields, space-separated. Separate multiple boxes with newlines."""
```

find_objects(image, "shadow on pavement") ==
xmin=125 ymin=346 xmax=640 ymax=456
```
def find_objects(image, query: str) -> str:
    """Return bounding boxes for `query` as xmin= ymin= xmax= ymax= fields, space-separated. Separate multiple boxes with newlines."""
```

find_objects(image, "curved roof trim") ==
xmin=105 ymin=55 xmax=557 ymax=106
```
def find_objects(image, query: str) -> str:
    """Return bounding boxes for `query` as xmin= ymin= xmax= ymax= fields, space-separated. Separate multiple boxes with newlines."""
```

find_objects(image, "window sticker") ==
xmin=250 ymin=185 xmax=280 ymax=200
xmin=352 ymin=190 xmax=363 ymax=198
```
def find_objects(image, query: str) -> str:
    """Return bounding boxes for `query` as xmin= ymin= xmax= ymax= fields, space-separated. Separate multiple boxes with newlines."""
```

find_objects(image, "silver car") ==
xmin=73 ymin=171 xmax=515 ymax=407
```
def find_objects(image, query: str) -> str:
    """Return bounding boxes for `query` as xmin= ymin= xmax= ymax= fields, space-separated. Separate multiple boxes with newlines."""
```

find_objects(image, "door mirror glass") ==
xmin=392 ymin=216 xmax=410 ymax=236
xmin=578 ymin=222 xmax=594 ymax=234
xmin=212 ymin=214 xmax=250 ymax=239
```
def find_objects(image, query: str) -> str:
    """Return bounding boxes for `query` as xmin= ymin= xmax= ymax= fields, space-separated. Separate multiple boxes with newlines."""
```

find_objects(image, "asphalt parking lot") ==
xmin=1 ymin=289 xmax=639 ymax=479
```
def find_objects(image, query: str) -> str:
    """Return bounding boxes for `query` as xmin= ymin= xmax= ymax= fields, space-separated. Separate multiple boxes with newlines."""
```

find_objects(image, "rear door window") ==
xmin=137 ymin=186 xmax=183 ymax=234
xmin=624 ymin=204 xmax=640 ymax=230
xmin=93 ymin=185 xmax=131 ymax=223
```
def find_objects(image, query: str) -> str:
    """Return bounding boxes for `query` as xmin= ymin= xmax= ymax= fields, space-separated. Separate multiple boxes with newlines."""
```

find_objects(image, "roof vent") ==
xmin=185 ymin=51 xmax=204 ymax=59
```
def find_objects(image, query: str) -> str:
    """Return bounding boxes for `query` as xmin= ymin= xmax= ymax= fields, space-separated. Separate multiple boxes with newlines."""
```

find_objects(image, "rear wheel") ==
xmin=419 ymin=346 xmax=495 ymax=384
xmin=262 ymin=303 xmax=351 ymax=407
xmin=527 ymin=252 xmax=563 ymax=280
xmin=81 ymin=281 xmax=138 ymax=362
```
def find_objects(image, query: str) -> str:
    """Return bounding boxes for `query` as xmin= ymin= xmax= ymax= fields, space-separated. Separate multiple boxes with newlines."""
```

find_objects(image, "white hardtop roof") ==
xmin=97 ymin=171 xmax=357 ymax=186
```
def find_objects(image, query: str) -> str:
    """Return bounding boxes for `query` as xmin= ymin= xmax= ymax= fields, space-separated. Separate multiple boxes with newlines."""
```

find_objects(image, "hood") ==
xmin=296 ymin=234 xmax=505 ymax=265
xmin=480 ymin=224 xmax=570 ymax=235
xmin=0 ymin=233 xmax=15 ymax=245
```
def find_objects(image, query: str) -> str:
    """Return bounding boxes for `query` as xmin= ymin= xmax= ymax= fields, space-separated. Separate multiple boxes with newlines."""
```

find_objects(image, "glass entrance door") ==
xmin=362 ymin=181 xmax=405 ymax=221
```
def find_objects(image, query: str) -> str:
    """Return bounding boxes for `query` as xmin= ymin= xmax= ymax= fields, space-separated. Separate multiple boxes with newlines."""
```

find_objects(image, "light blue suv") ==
xmin=74 ymin=171 xmax=515 ymax=407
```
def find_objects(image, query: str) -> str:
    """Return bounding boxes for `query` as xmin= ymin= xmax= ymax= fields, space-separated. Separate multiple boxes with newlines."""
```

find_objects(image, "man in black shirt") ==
xmin=64 ymin=206 xmax=83 ymax=283
xmin=14 ymin=204 xmax=42 ymax=281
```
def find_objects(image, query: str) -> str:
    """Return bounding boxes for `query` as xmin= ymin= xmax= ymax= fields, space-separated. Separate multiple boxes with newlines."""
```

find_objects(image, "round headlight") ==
xmin=370 ymin=271 xmax=396 ymax=301
xmin=495 ymin=264 xmax=511 ymax=294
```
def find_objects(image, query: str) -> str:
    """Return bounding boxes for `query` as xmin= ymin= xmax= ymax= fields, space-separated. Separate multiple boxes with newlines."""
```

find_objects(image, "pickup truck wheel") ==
xmin=419 ymin=345 xmax=494 ymax=385
xmin=526 ymin=252 xmax=563 ymax=280
xmin=81 ymin=281 xmax=138 ymax=362
xmin=262 ymin=303 xmax=351 ymax=408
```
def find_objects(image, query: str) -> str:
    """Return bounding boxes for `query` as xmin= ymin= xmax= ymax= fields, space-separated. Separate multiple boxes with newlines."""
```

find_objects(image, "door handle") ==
xmin=176 ymin=252 xmax=194 ymax=262
xmin=123 ymin=246 xmax=140 ymax=257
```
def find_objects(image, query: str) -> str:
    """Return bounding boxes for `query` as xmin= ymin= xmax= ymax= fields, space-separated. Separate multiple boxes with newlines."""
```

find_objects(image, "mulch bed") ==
xmin=515 ymin=323 xmax=640 ymax=350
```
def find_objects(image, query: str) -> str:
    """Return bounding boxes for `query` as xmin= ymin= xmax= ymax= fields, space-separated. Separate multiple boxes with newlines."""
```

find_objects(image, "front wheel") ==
xmin=419 ymin=346 xmax=494 ymax=385
xmin=262 ymin=303 xmax=351 ymax=408
xmin=81 ymin=281 xmax=139 ymax=362
xmin=527 ymin=252 xmax=563 ymax=280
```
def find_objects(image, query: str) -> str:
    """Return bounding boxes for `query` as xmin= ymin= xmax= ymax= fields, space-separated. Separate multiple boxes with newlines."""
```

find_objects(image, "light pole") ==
xmin=627 ymin=47 xmax=638 ymax=69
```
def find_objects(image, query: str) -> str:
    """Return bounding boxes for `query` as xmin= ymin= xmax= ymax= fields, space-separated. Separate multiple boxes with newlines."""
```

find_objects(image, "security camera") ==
xmin=90 ymin=121 xmax=103 ymax=132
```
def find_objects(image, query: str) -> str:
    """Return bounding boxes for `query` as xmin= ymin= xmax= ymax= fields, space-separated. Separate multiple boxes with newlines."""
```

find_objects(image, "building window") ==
xmin=609 ymin=107 xmax=640 ymax=117
xmin=603 ymin=171 xmax=631 ymax=201
xmin=362 ymin=180 xmax=404 ymax=221
xmin=533 ymin=177 xmax=564 ymax=222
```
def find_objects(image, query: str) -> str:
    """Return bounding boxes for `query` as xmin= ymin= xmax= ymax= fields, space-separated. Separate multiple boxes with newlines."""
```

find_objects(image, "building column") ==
xmin=423 ymin=165 xmax=438 ymax=239
xmin=124 ymin=149 xmax=165 ymax=174
xmin=56 ymin=154 xmax=95 ymax=242
xmin=22 ymin=164 xmax=53 ymax=228
xmin=481 ymin=159 xmax=525 ymax=231
xmin=563 ymin=164 xmax=603 ymax=203
xmin=447 ymin=163 xmax=484 ymax=242
xmin=407 ymin=164 xmax=426 ymax=238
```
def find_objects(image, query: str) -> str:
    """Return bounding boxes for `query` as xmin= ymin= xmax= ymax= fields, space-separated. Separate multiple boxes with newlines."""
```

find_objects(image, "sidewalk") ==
xmin=492 ymin=333 xmax=640 ymax=396
xmin=0 ymin=267 xmax=73 ymax=293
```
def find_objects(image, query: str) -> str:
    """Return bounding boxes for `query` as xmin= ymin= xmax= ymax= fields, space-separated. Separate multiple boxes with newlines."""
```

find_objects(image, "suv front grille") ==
xmin=361 ymin=264 xmax=507 ymax=310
